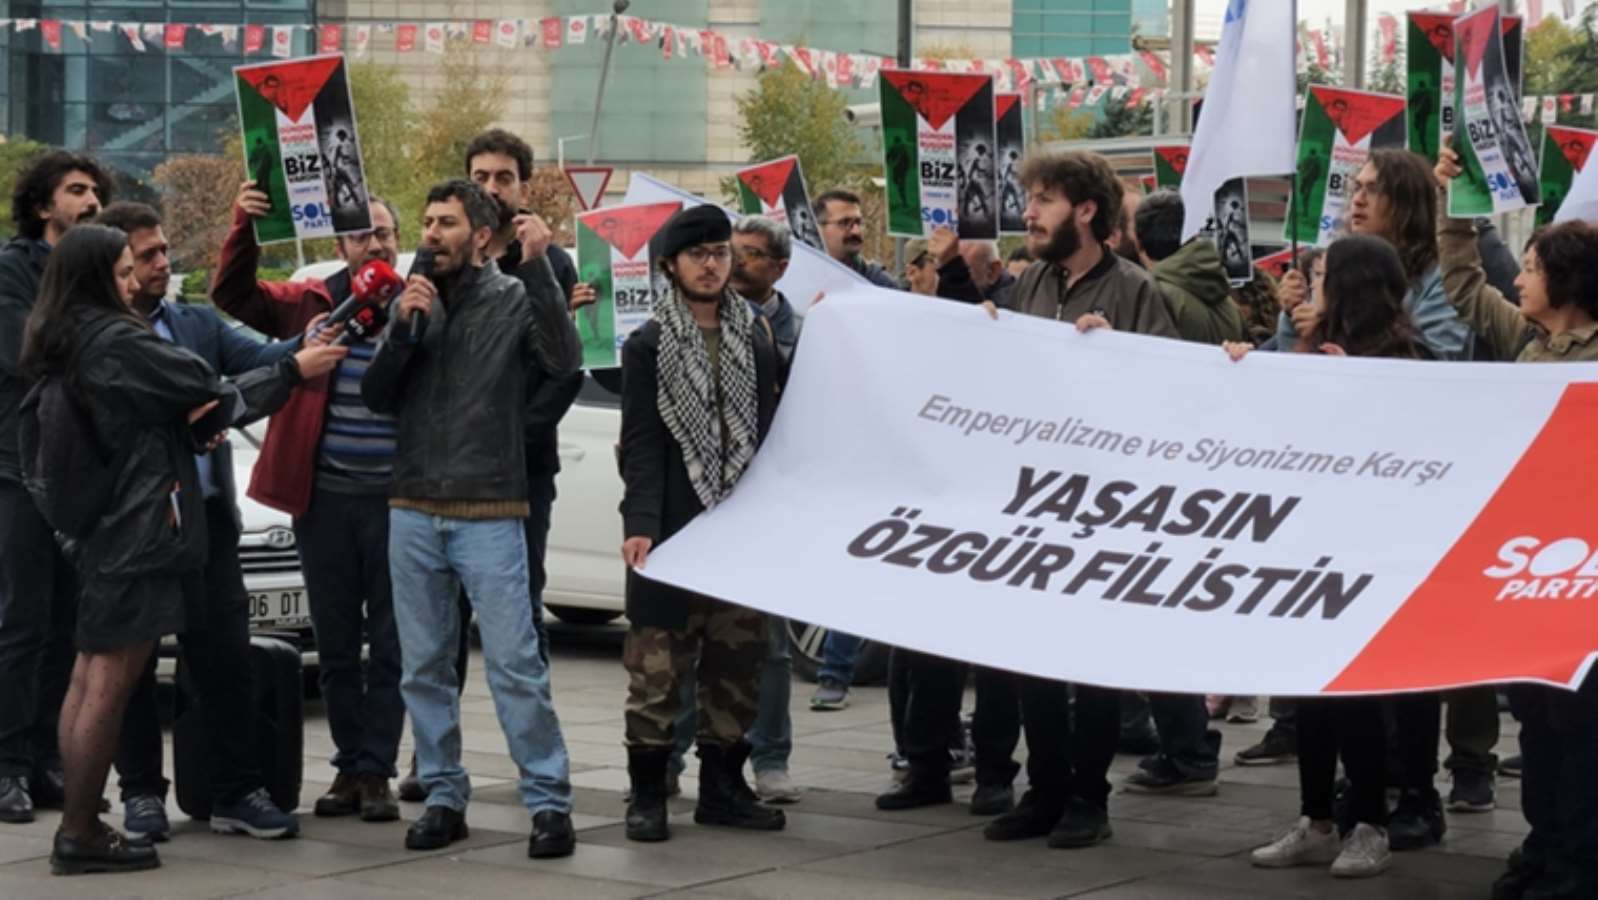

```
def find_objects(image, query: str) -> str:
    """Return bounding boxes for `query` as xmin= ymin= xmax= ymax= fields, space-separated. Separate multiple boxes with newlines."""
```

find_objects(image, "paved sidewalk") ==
xmin=0 ymin=624 xmax=1524 ymax=898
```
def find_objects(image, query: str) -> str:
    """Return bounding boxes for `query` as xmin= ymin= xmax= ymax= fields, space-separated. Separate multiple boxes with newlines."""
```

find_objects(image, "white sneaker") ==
xmin=755 ymin=769 xmax=801 ymax=804
xmin=1251 ymin=817 xmax=1342 ymax=868
xmin=1331 ymin=823 xmax=1391 ymax=878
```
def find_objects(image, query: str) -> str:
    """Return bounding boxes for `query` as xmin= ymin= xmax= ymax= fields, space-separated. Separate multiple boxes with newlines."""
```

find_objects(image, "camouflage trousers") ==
xmin=624 ymin=597 xmax=766 ymax=749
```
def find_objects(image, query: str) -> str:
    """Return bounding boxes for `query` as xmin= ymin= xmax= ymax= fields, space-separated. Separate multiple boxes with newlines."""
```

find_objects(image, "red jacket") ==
xmin=210 ymin=208 xmax=342 ymax=516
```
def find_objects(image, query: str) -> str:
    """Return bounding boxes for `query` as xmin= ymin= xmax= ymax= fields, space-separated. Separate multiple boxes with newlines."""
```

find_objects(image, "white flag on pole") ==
xmin=1181 ymin=0 xmax=1298 ymax=240
xmin=1555 ymin=142 xmax=1598 ymax=223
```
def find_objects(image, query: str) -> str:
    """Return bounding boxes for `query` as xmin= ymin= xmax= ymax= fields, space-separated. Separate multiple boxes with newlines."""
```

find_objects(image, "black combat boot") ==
xmin=693 ymin=742 xmax=786 ymax=831
xmin=625 ymin=747 xmax=672 ymax=842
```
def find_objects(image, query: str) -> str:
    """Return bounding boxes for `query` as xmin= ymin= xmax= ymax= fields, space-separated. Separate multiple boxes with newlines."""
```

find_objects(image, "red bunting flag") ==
xmin=319 ymin=24 xmax=342 ymax=53
xmin=542 ymin=17 xmax=563 ymax=49
xmin=243 ymin=23 xmax=265 ymax=54
xmin=395 ymin=23 xmax=417 ymax=52
xmin=40 ymin=20 xmax=63 ymax=51
xmin=165 ymin=23 xmax=187 ymax=50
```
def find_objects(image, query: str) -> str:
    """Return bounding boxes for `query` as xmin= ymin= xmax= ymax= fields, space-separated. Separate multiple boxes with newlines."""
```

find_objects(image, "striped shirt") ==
xmin=316 ymin=338 xmax=397 ymax=492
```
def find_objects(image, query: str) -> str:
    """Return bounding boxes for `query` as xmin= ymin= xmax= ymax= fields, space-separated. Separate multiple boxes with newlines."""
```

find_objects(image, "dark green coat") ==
xmin=1150 ymin=239 xmax=1248 ymax=346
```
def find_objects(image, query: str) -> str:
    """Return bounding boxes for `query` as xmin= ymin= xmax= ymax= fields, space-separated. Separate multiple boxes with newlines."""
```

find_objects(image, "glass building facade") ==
xmin=3 ymin=1 xmax=315 ymax=180
xmin=1012 ymin=0 xmax=1136 ymax=56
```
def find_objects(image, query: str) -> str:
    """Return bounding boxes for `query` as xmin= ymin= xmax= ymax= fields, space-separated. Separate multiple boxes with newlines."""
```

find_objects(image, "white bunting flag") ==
xmin=90 ymin=20 xmax=113 ymax=33
xmin=354 ymin=24 xmax=372 ymax=56
xmin=270 ymin=24 xmax=293 ymax=58
xmin=568 ymin=16 xmax=589 ymax=45
xmin=1581 ymin=94 xmax=1595 ymax=116
xmin=495 ymin=19 xmax=519 ymax=49
xmin=121 ymin=24 xmax=145 ymax=51
xmin=68 ymin=20 xmax=88 ymax=42
xmin=1543 ymin=95 xmax=1559 ymax=125
xmin=1523 ymin=95 xmax=1539 ymax=123
xmin=424 ymin=22 xmax=446 ymax=54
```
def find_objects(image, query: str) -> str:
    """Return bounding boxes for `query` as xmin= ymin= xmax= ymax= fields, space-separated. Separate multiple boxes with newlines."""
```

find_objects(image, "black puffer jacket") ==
xmin=361 ymin=259 xmax=581 ymax=503
xmin=0 ymin=237 xmax=51 ymax=484
xmin=63 ymin=313 xmax=300 ymax=579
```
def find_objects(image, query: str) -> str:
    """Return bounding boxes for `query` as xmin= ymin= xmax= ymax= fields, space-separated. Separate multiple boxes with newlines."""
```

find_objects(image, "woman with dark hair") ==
xmin=19 ymin=225 xmax=320 ymax=876
xmin=1272 ymin=149 xmax=1471 ymax=360
xmin=1227 ymin=235 xmax=1426 ymax=882
xmin=1437 ymin=146 xmax=1598 ymax=900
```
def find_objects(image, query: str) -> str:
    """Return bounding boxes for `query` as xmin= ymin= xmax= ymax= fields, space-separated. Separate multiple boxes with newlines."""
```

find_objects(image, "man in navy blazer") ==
xmin=97 ymin=203 xmax=346 ymax=844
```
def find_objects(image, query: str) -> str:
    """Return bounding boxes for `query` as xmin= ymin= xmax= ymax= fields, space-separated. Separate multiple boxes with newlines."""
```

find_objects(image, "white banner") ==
xmin=640 ymin=290 xmax=1598 ymax=696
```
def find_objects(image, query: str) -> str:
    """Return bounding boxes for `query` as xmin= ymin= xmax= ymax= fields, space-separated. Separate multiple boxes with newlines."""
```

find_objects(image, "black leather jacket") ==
xmin=0 ymin=237 xmax=51 ymax=484
xmin=63 ymin=314 xmax=299 ymax=579
xmin=361 ymin=257 xmax=581 ymax=503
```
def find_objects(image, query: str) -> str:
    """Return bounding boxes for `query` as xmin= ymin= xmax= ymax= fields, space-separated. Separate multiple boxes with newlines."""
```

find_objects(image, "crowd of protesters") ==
xmin=0 ymin=129 xmax=1593 ymax=900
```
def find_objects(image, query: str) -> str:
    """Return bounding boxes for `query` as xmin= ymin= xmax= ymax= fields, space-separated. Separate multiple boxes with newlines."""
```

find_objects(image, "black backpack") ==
xmin=18 ymin=321 xmax=119 ymax=538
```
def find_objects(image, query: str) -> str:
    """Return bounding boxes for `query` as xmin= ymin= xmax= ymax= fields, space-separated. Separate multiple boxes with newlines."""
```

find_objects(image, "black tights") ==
xmin=58 ymin=641 xmax=154 ymax=838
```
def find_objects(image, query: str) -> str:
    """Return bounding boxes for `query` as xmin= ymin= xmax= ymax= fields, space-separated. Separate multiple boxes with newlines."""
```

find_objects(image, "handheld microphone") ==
xmin=407 ymin=248 xmax=436 ymax=344
xmin=318 ymin=259 xmax=402 ymax=345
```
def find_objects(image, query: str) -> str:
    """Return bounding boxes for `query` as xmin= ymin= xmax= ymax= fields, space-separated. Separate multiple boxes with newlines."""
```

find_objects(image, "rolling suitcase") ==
xmin=174 ymin=634 xmax=304 ymax=820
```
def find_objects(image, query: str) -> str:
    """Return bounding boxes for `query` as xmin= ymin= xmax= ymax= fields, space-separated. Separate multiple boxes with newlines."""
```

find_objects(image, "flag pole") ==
xmin=1289 ymin=168 xmax=1299 ymax=273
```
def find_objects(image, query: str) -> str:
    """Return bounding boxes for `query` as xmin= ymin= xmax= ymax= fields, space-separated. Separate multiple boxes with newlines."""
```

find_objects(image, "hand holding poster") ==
xmin=994 ymin=94 xmax=1027 ymax=235
xmin=640 ymin=289 xmax=1598 ymax=696
xmin=1449 ymin=6 xmax=1541 ymax=218
xmin=880 ymin=71 xmax=999 ymax=239
xmin=1536 ymin=125 xmax=1597 ymax=226
xmin=574 ymin=202 xmax=683 ymax=369
xmin=234 ymin=54 xmax=371 ymax=244
xmin=735 ymin=156 xmax=823 ymax=251
xmin=1286 ymin=86 xmax=1407 ymax=246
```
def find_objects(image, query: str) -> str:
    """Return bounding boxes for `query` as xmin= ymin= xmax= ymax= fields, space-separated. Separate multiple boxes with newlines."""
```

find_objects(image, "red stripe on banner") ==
xmin=1326 ymin=383 xmax=1598 ymax=692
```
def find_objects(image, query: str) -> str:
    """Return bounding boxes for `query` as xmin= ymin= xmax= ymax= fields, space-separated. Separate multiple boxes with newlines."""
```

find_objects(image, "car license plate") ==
xmin=250 ymin=590 xmax=309 ymax=628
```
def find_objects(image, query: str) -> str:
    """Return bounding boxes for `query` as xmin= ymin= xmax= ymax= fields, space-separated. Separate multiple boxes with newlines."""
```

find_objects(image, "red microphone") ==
xmin=351 ymin=258 xmax=404 ymax=305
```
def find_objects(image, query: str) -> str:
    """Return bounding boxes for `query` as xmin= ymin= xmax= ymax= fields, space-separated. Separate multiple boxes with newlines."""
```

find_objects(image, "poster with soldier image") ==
xmin=574 ymin=201 xmax=683 ymax=369
xmin=1537 ymin=125 xmax=1597 ymax=227
xmin=1201 ymin=178 xmax=1253 ymax=286
xmin=880 ymin=70 xmax=999 ymax=239
xmin=1286 ymin=86 xmax=1407 ymax=246
xmin=1408 ymin=11 xmax=1523 ymax=163
xmin=735 ymin=156 xmax=824 ymax=251
xmin=1449 ymin=6 xmax=1541 ymax=217
xmin=994 ymin=93 xmax=1027 ymax=234
xmin=234 ymin=54 xmax=371 ymax=244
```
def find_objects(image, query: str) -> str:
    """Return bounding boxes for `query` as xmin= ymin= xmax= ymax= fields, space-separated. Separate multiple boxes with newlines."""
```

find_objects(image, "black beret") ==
xmin=651 ymin=204 xmax=732 ymax=260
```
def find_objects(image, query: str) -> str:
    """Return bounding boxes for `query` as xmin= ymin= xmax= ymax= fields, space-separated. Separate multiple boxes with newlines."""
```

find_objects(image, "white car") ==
xmin=283 ymin=258 xmax=882 ymax=678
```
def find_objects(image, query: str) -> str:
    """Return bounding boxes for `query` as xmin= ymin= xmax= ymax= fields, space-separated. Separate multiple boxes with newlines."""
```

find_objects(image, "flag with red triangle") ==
xmin=1536 ymin=125 xmax=1597 ymax=226
xmin=1449 ymin=6 xmax=1540 ymax=216
xmin=736 ymin=156 xmax=824 ymax=251
xmin=880 ymin=70 xmax=999 ymax=238
xmin=1286 ymin=86 xmax=1409 ymax=245
xmin=1152 ymin=144 xmax=1190 ymax=189
xmin=574 ymin=201 xmax=686 ymax=368
xmin=235 ymin=54 xmax=373 ymax=244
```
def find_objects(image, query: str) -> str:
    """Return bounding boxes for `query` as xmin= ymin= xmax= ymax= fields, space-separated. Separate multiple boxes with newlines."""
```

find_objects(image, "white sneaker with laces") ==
xmin=1331 ymin=823 xmax=1392 ymax=878
xmin=755 ymin=769 xmax=801 ymax=804
xmin=1251 ymin=817 xmax=1342 ymax=868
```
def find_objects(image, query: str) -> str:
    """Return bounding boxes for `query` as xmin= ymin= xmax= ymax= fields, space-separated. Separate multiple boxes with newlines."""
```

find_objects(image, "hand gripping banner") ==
xmin=638 ymin=289 xmax=1598 ymax=696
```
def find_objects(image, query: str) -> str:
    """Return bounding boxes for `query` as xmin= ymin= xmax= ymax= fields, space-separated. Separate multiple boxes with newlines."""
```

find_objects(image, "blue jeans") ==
xmin=818 ymin=630 xmax=862 ymax=686
xmin=669 ymin=615 xmax=793 ymax=775
xmin=389 ymin=510 xmax=571 ymax=814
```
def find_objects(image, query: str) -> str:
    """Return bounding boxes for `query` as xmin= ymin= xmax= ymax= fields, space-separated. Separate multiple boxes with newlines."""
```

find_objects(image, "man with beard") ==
xmin=813 ymin=191 xmax=898 ymax=289
xmin=391 ymin=130 xmax=587 ymax=804
xmin=213 ymin=183 xmax=409 ymax=827
xmin=618 ymin=205 xmax=786 ymax=842
xmin=973 ymin=150 xmax=1175 ymax=851
xmin=102 ymin=201 xmax=345 ymax=843
xmin=0 ymin=152 xmax=110 ymax=823
xmin=362 ymin=180 xmax=579 ymax=858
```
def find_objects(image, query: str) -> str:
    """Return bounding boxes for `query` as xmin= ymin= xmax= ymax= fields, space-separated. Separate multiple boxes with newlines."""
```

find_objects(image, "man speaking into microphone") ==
xmin=211 ymin=183 xmax=409 ymax=824
xmin=361 ymin=180 xmax=581 ymax=859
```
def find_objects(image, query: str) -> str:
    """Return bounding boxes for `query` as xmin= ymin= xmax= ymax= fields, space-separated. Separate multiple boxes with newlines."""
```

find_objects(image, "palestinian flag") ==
xmin=1151 ymin=145 xmax=1189 ymax=189
xmin=1537 ymin=126 xmax=1598 ymax=227
xmin=995 ymin=93 xmax=1026 ymax=234
xmin=1286 ymin=86 xmax=1407 ymax=246
xmin=1408 ymin=12 xmax=1522 ymax=162
xmin=235 ymin=54 xmax=371 ymax=244
xmin=735 ymin=156 xmax=823 ymax=251
xmin=880 ymin=70 xmax=998 ymax=239
xmin=573 ymin=201 xmax=683 ymax=369
xmin=1449 ymin=6 xmax=1540 ymax=217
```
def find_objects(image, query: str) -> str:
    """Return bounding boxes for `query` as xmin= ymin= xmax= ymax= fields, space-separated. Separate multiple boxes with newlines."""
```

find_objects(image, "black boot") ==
xmin=625 ymin=747 xmax=672 ymax=842
xmin=693 ymin=742 xmax=786 ymax=831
